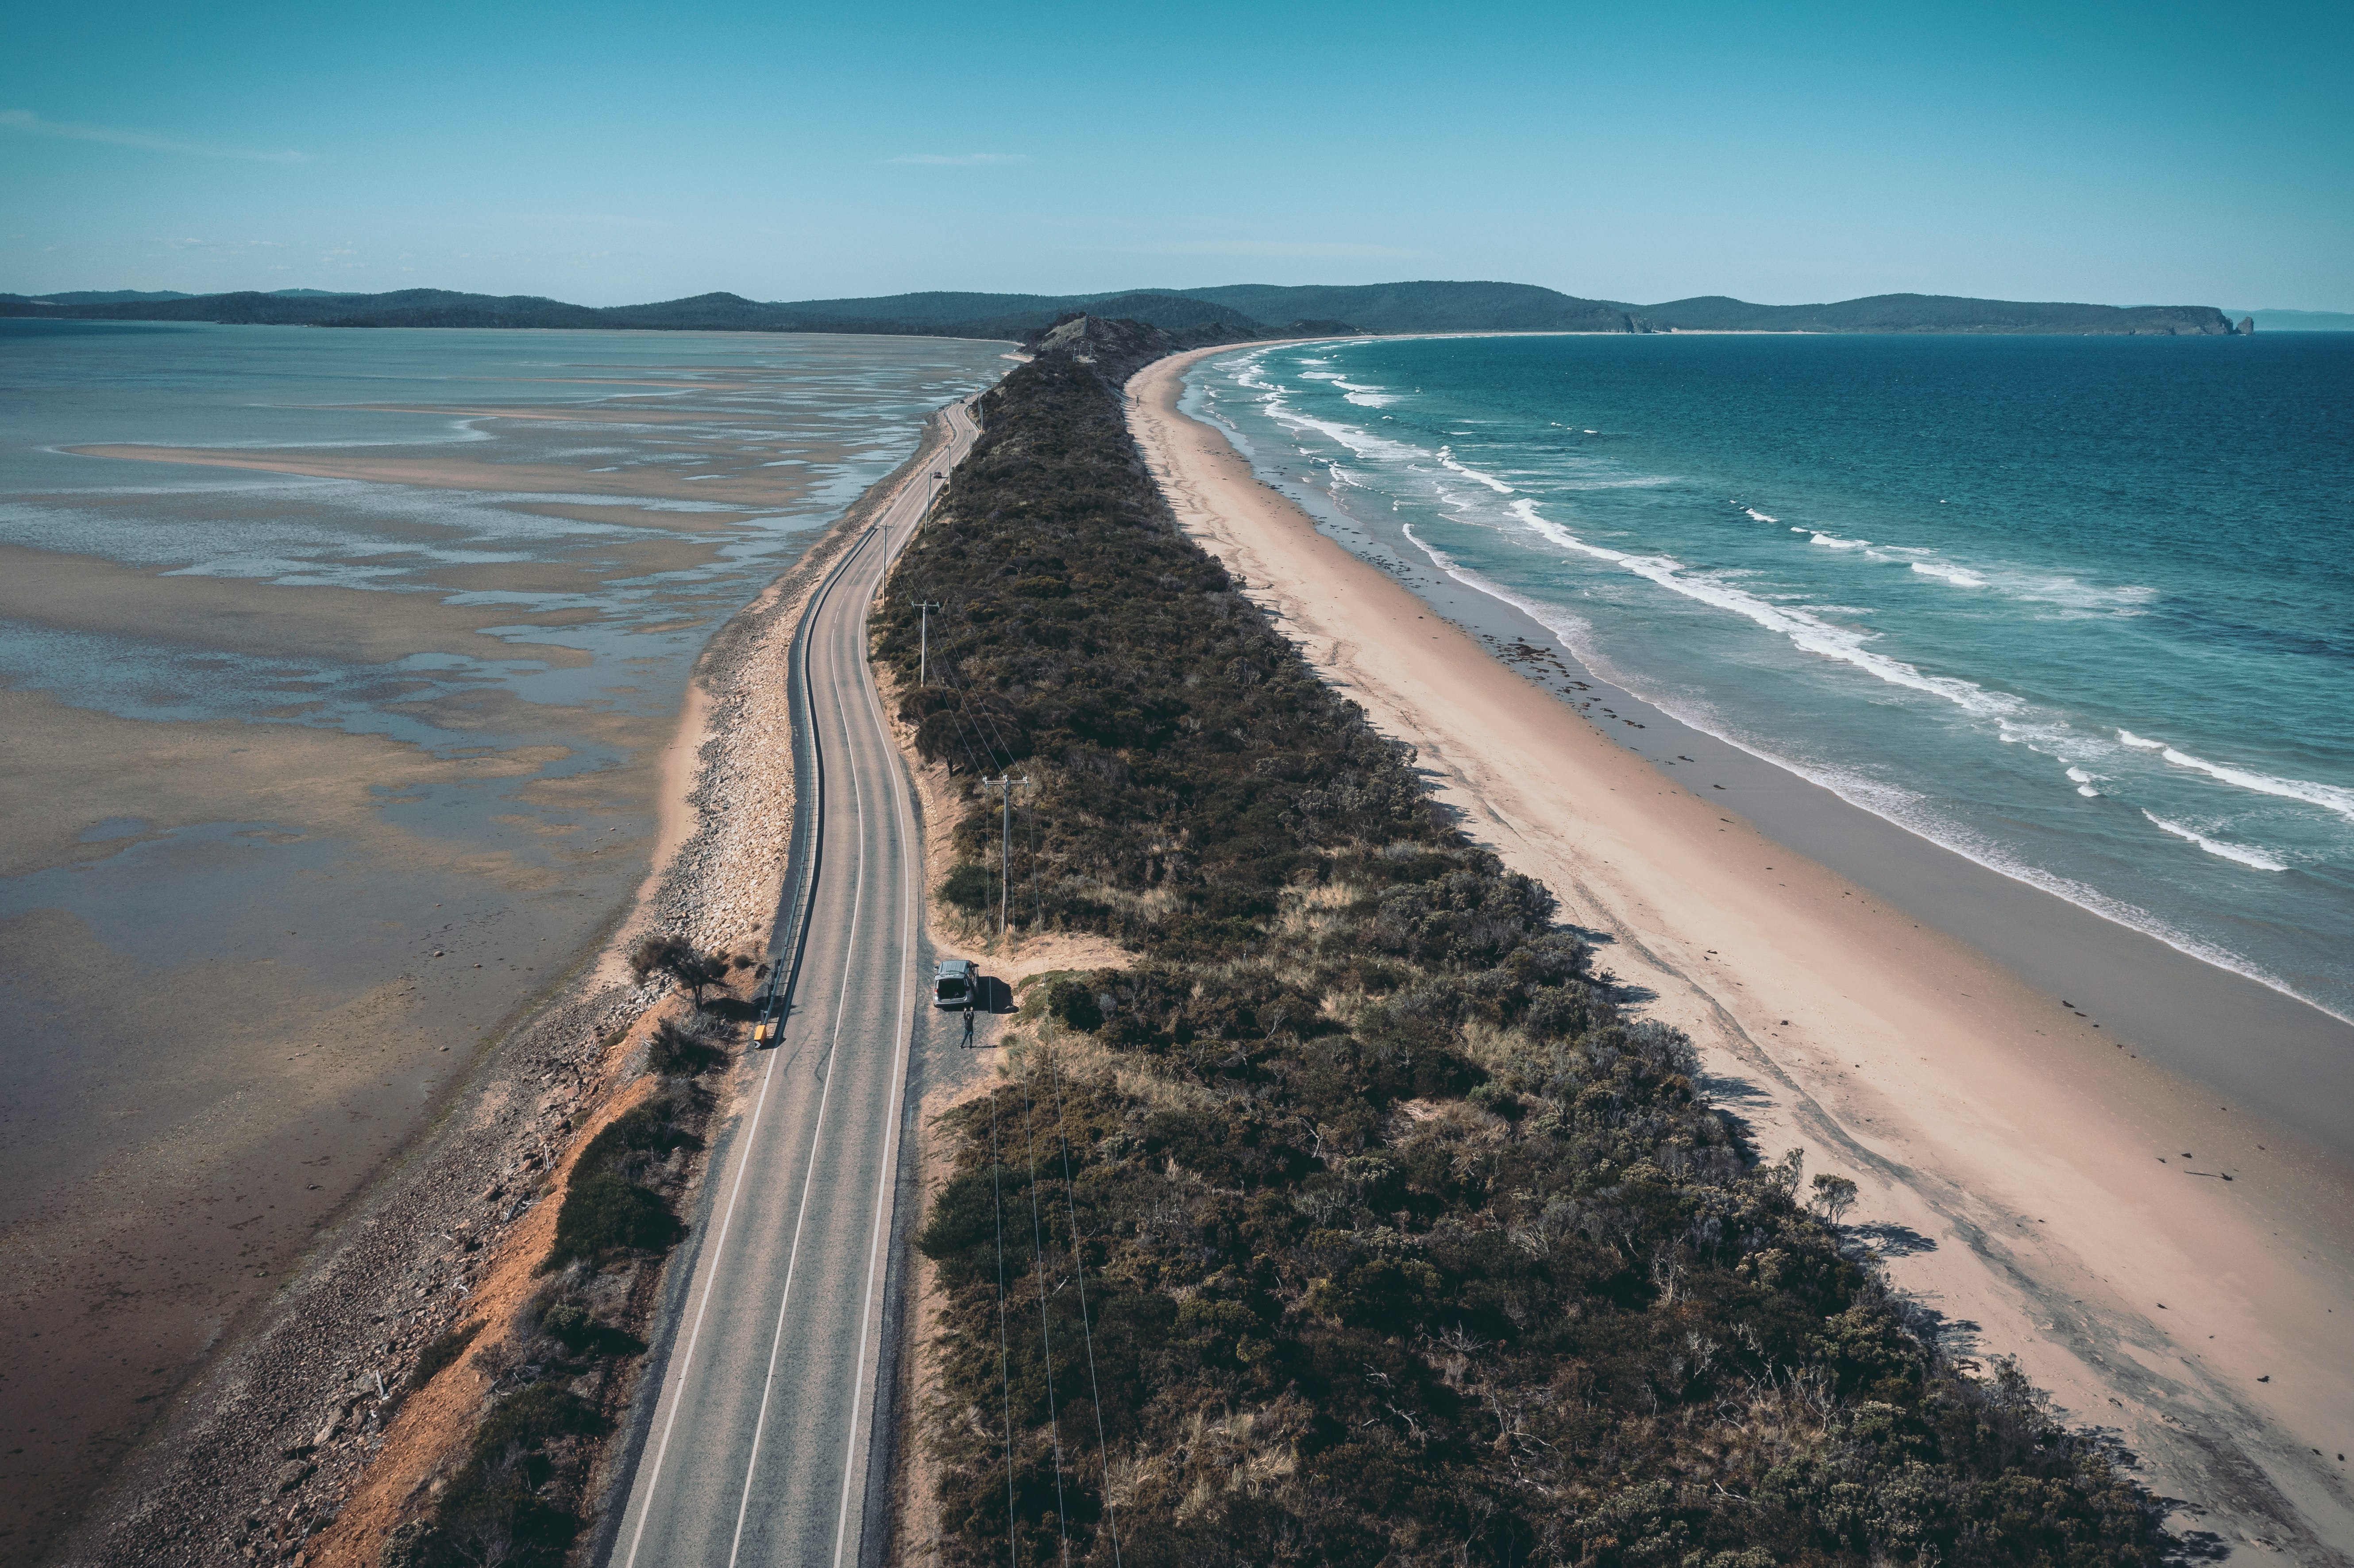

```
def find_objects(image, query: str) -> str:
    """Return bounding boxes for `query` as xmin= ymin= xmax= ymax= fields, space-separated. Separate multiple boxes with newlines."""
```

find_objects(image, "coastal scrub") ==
xmin=879 ymin=331 xmax=2173 ymax=1566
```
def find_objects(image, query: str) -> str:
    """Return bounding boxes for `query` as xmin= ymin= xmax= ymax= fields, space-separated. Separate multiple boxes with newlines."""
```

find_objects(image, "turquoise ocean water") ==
xmin=1187 ymin=333 xmax=2354 ymax=1022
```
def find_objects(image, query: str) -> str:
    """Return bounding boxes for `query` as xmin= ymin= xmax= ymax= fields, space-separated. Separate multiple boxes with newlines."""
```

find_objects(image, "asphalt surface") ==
xmin=608 ymin=400 xmax=980 ymax=1568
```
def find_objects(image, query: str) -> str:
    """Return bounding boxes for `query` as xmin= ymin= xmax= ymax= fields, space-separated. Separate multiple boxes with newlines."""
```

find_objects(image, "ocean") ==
xmin=0 ymin=318 xmax=1007 ymax=1554
xmin=1185 ymin=331 xmax=2354 ymax=1025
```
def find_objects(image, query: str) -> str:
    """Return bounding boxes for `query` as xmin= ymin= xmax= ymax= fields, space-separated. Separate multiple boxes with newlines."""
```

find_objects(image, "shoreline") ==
xmin=59 ymin=408 xmax=969 ymax=1567
xmin=1130 ymin=345 xmax=2354 ymax=1555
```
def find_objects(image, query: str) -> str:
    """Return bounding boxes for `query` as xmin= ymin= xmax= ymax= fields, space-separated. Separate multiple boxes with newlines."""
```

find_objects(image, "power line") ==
xmin=980 ymin=775 xmax=1032 ymax=935
xmin=1017 ymin=1060 xmax=1073 ymax=1568
xmin=988 ymin=1086 xmax=1020 ymax=1568
xmin=1045 ymin=1042 xmax=1123 ymax=1568
xmin=911 ymin=598 xmax=941 ymax=687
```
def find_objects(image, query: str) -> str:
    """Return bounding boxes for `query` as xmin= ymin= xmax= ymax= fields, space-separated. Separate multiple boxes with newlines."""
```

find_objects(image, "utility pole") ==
xmin=980 ymin=774 xmax=1031 ymax=936
xmin=911 ymin=598 xmax=939 ymax=686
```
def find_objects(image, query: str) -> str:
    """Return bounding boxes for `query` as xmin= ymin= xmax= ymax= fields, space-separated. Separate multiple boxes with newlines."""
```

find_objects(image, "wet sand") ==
xmin=1131 ymin=347 xmax=2354 ymax=1556
xmin=64 ymin=444 xmax=824 ymax=511
xmin=0 ymin=328 xmax=1009 ymax=1560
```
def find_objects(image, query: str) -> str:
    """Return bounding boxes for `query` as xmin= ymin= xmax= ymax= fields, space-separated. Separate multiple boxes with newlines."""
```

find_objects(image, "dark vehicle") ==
xmin=933 ymin=958 xmax=976 ymax=1010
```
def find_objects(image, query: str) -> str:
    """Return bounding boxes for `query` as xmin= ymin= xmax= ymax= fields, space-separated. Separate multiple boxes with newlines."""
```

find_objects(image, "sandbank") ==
xmin=62 ymin=444 xmax=820 ymax=512
xmin=1130 ymin=347 xmax=2354 ymax=1556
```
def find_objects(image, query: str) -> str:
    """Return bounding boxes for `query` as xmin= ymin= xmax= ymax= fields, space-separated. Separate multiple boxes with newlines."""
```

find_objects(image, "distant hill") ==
xmin=0 ymin=287 xmax=356 ymax=305
xmin=1140 ymin=281 xmax=1647 ymax=334
xmin=1640 ymin=292 xmax=2239 ymax=335
xmin=0 ymin=280 xmax=2248 ymax=339
xmin=2229 ymin=308 xmax=2354 ymax=331
xmin=0 ymin=289 xmax=197 ymax=305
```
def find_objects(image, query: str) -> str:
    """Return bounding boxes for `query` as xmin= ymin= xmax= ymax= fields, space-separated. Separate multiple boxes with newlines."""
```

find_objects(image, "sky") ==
xmin=4 ymin=0 xmax=2349 ymax=309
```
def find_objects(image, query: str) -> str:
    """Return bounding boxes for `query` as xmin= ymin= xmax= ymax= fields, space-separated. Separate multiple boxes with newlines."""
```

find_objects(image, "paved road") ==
xmin=608 ymin=401 xmax=978 ymax=1568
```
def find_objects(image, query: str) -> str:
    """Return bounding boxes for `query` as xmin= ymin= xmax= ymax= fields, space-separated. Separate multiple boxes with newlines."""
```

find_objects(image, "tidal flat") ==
xmin=0 ymin=320 xmax=1007 ymax=1557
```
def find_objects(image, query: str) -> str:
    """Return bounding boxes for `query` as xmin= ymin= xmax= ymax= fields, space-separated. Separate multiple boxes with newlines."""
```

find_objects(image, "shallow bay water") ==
xmin=0 ymin=320 xmax=1006 ymax=1555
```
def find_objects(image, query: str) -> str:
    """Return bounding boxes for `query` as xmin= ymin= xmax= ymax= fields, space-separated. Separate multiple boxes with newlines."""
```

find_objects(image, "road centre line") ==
xmin=621 ymin=993 xmax=783 ymax=1568
xmin=726 ymin=530 xmax=878 ymax=1568
xmin=830 ymin=508 xmax=927 ymax=1568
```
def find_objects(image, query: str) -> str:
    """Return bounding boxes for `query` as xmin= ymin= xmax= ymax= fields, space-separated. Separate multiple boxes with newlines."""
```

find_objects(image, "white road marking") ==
xmin=830 ymin=485 xmax=929 ymax=1568
xmin=622 ymin=1007 xmax=785 ymax=1568
xmin=727 ymin=534 xmax=878 ymax=1568
xmin=618 ymin=405 xmax=977 ymax=1565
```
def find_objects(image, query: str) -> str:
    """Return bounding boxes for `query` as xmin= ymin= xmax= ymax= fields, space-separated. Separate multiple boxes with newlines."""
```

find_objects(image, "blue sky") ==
xmin=4 ymin=0 xmax=2347 ymax=308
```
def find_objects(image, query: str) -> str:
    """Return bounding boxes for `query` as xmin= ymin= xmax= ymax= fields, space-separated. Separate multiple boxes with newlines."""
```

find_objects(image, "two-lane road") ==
xmin=609 ymin=400 xmax=978 ymax=1567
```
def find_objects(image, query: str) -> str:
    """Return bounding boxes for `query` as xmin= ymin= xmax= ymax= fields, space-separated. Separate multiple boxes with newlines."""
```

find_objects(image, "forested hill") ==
xmin=0 ymin=286 xmax=1321 ymax=344
xmin=0 ymin=280 xmax=2244 ymax=337
xmin=1637 ymin=293 xmax=2243 ymax=335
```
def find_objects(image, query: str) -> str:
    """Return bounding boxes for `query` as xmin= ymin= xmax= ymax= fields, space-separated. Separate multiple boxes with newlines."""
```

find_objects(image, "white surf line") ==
xmin=725 ymin=532 xmax=877 ymax=1568
xmin=830 ymin=506 xmax=927 ymax=1568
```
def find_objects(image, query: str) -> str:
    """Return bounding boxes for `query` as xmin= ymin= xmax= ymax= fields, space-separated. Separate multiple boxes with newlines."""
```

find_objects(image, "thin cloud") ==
xmin=511 ymin=212 xmax=668 ymax=229
xmin=1 ymin=108 xmax=306 ymax=164
xmin=163 ymin=237 xmax=287 ymax=255
xmin=1124 ymin=240 xmax=1429 ymax=259
xmin=885 ymin=152 xmax=1030 ymax=166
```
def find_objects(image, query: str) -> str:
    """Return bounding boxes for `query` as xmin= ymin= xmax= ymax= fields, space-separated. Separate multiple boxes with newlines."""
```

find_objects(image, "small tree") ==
xmin=1810 ymin=1172 xmax=1859 ymax=1226
xmin=627 ymin=935 xmax=728 ymax=1004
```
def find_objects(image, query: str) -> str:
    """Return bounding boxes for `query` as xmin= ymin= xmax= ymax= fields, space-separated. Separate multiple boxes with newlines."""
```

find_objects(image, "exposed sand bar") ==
xmin=64 ymin=443 xmax=809 ymax=510
xmin=1 ymin=335 xmax=1011 ymax=1556
xmin=1131 ymin=347 xmax=2354 ymax=1555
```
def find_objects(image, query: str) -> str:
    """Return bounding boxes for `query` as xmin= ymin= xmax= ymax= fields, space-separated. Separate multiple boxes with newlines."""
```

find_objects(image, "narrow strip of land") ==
xmin=606 ymin=401 xmax=976 ymax=1565
xmin=1127 ymin=347 xmax=2354 ymax=1556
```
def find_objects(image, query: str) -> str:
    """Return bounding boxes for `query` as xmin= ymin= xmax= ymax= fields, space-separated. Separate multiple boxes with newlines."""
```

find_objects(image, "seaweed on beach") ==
xmin=880 ymin=336 xmax=2174 ymax=1566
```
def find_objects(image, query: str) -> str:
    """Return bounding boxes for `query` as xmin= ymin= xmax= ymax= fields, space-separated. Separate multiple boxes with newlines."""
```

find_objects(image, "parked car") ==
xmin=933 ymin=958 xmax=976 ymax=1010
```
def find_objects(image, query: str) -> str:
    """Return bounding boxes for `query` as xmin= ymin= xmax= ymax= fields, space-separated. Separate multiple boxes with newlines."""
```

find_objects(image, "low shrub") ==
xmin=423 ymin=1383 xmax=607 ymax=1568
xmin=887 ymin=339 xmax=2173 ymax=1567
xmin=406 ymin=1320 xmax=482 ymax=1391
xmin=644 ymin=1016 xmax=726 ymax=1077
xmin=941 ymin=861 xmax=996 ymax=913
xmin=542 ymin=1171 xmax=683 ymax=1271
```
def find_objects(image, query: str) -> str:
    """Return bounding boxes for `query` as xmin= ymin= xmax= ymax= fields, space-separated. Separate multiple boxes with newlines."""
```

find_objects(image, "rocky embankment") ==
xmin=61 ymin=412 xmax=957 ymax=1568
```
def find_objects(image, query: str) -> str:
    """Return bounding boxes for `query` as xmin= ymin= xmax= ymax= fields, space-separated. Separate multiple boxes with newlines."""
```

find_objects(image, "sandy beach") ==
xmin=1130 ymin=346 xmax=2354 ymax=1557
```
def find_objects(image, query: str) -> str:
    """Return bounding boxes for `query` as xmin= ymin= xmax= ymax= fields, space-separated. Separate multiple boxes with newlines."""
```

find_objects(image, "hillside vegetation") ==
xmin=3 ymin=280 xmax=2244 ymax=336
xmin=872 ymin=336 xmax=2174 ymax=1565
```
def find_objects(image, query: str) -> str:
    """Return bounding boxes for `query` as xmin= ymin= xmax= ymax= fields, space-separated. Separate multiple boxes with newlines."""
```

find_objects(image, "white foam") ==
xmin=1744 ymin=508 xmax=1777 ymax=523
xmin=1185 ymin=348 xmax=2352 ymax=1027
xmin=2140 ymin=740 xmax=2354 ymax=824
xmin=1502 ymin=501 xmax=2018 ymax=719
xmin=2065 ymin=766 xmax=2101 ymax=797
xmin=1435 ymin=445 xmax=1515 ymax=493
xmin=2142 ymin=813 xmax=2289 ymax=871
xmin=1384 ymin=521 xmax=2330 ymax=1014
xmin=1804 ymin=530 xmax=1871 ymax=551
xmin=1910 ymin=560 xmax=1987 ymax=587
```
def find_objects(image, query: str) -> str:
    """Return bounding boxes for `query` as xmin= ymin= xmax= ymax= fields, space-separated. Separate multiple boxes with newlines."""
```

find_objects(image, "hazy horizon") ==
xmin=5 ymin=0 xmax=2349 ymax=312
xmin=7 ymin=279 xmax=2345 ymax=316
